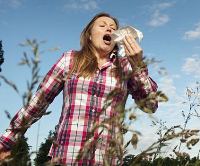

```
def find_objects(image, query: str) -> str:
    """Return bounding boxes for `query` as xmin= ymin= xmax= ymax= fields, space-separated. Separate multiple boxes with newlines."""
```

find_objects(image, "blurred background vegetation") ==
xmin=0 ymin=39 xmax=200 ymax=166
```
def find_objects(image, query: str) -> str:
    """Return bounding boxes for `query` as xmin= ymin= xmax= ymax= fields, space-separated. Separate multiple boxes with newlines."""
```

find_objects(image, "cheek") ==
xmin=92 ymin=31 xmax=100 ymax=38
xmin=91 ymin=33 xmax=101 ymax=44
xmin=90 ymin=28 xmax=102 ymax=40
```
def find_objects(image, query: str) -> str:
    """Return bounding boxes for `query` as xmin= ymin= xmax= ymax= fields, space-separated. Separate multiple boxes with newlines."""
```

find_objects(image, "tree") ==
xmin=34 ymin=130 xmax=54 ymax=166
xmin=8 ymin=136 xmax=31 ymax=166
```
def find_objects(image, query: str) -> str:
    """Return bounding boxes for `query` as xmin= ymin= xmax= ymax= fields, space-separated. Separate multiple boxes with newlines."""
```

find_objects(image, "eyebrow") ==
xmin=100 ymin=21 xmax=116 ymax=27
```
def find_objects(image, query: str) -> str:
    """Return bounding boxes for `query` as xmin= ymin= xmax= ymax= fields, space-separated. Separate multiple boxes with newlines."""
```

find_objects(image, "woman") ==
xmin=0 ymin=13 xmax=158 ymax=165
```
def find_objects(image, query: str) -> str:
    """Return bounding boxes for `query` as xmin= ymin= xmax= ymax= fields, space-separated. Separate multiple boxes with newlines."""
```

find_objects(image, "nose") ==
xmin=106 ymin=26 xmax=112 ymax=32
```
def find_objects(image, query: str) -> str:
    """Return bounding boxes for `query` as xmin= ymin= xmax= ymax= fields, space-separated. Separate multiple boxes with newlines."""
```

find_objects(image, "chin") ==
xmin=104 ymin=45 xmax=114 ymax=52
xmin=102 ymin=48 xmax=113 ymax=55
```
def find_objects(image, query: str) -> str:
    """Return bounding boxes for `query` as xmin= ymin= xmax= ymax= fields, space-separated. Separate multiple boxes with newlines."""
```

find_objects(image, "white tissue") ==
xmin=111 ymin=26 xmax=143 ymax=57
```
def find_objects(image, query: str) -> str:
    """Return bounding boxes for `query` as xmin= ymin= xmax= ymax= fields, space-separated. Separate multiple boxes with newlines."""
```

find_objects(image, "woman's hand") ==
xmin=123 ymin=34 xmax=145 ymax=69
xmin=0 ymin=144 xmax=10 ymax=161
xmin=123 ymin=35 xmax=143 ymax=62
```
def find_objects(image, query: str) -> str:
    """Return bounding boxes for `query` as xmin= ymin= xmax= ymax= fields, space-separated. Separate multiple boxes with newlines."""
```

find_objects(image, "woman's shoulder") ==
xmin=59 ymin=50 xmax=77 ymax=62
xmin=63 ymin=50 xmax=77 ymax=58
xmin=61 ymin=50 xmax=78 ymax=70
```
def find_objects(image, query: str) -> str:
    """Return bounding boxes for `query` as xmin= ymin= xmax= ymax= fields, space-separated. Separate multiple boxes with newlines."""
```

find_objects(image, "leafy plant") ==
xmin=0 ymin=39 xmax=58 ymax=165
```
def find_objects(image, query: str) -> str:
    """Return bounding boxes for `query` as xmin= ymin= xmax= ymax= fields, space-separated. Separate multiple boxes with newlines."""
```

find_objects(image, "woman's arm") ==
xmin=122 ymin=35 xmax=158 ymax=113
xmin=0 ymin=51 xmax=73 ymax=151
xmin=127 ymin=65 xmax=158 ymax=113
xmin=0 ymin=144 xmax=10 ymax=161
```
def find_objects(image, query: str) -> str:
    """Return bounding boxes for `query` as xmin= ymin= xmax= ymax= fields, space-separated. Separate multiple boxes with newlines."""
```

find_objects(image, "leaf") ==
xmin=18 ymin=52 xmax=31 ymax=67
xmin=129 ymin=113 xmax=137 ymax=120
xmin=4 ymin=110 xmax=11 ymax=120
xmin=180 ymin=138 xmax=186 ymax=143
xmin=158 ymin=67 xmax=168 ymax=75
xmin=33 ymin=44 xmax=38 ymax=56
xmin=131 ymin=133 xmax=138 ymax=149
xmin=187 ymin=138 xmax=199 ymax=149
xmin=124 ymin=140 xmax=131 ymax=149
xmin=48 ymin=47 xmax=60 ymax=52
xmin=26 ymin=39 xmax=33 ymax=46
xmin=43 ymin=111 xmax=52 ymax=116
xmin=157 ymin=91 xmax=168 ymax=102
xmin=0 ymin=75 xmax=19 ymax=94
xmin=18 ymin=60 xmax=29 ymax=66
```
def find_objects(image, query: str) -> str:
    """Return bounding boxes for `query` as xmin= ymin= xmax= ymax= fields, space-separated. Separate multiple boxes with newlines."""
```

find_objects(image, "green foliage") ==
xmin=123 ymin=155 xmax=200 ymax=166
xmin=1 ymin=39 xmax=200 ymax=166
xmin=34 ymin=131 xmax=54 ymax=166
xmin=7 ymin=136 xmax=31 ymax=166
xmin=0 ymin=39 xmax=52 ymax=165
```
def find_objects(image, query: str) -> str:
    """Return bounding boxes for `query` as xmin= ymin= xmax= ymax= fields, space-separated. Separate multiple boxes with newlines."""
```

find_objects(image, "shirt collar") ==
xmin=109 ymin=53 xmax=116 ymax=60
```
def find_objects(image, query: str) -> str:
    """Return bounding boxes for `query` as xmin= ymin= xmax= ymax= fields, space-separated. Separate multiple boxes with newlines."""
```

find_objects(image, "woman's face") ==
xmin=90 ymin=16 xmax=117 ymax=57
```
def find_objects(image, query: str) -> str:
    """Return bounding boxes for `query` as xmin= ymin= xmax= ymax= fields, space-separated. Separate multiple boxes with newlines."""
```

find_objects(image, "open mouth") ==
xmin=103 ymin=34 xmax=112 ymax=44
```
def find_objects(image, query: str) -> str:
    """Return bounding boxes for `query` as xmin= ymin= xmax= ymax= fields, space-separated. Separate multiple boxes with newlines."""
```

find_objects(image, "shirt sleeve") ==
xmin=121 ymin=57 xmax=158 ymax=113
xmin=0 ymin=50 xmax=73 ymax=150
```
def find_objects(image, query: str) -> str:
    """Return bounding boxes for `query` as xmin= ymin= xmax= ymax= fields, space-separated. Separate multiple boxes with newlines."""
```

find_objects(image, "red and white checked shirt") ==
xmin=0 ymin=50 xmax=157 ymax=165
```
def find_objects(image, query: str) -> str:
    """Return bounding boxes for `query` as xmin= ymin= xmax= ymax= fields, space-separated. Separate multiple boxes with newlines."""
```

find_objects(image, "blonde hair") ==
xmin=68 ymin=12 xmax=119 ymax=78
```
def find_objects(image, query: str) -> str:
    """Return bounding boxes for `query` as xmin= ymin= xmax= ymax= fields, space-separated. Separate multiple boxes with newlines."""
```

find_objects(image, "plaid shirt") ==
xmin=0 ymin=50 xmax=157 ymax=165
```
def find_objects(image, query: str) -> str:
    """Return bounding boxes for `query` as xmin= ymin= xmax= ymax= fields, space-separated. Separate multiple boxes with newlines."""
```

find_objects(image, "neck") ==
xmin=94 ymin=51 xmax=109 ymax=68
